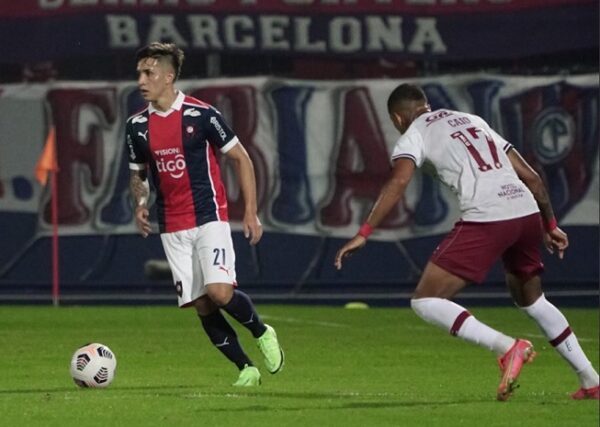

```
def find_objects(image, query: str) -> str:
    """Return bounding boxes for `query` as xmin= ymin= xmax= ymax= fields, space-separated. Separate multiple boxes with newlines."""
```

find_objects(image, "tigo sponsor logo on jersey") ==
xmin=154 ymin=147 xmax=187 ymax=179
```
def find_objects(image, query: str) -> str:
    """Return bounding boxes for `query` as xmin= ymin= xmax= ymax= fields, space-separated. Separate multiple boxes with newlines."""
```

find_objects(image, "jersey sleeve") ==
xmin=203 ymin=107 xmax=239 ymax=153
xmin=391 ymin=128 xmax=425 ymax=167
xmin=125 ymin=120 xmax=147 ymax=170
xmin=486 ymin=125 xmax=513 ymax=153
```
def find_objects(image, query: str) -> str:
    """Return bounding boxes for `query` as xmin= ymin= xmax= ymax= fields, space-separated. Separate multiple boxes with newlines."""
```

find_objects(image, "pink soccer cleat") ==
xmin=496 ymin=339 xmax=536 ymax=401
xmin=571 ymin=385 xmax=599 ymax=400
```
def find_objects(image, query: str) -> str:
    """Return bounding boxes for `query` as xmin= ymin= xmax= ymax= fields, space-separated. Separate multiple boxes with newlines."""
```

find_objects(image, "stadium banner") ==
xmin=0 ymin=1 xmax=596 ymax=61
xmin=0 ymin=74 xmax=598 ymax=240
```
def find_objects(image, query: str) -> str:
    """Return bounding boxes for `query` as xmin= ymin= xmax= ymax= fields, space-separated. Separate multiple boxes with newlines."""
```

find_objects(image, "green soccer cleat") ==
xmin=257 ymin=324 xmax=284 ymax=374
xmin=232 ymin=365 xmax=261 ymax=387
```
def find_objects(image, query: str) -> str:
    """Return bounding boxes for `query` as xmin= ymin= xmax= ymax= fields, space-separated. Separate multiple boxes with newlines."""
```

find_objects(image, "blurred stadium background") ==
xmin=0 ymin=0 xmax=598 ymax=306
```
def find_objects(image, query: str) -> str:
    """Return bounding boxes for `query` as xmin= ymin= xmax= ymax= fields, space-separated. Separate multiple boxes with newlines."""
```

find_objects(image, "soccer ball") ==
xmin=69 ymin=343 xmax=117 ymax=388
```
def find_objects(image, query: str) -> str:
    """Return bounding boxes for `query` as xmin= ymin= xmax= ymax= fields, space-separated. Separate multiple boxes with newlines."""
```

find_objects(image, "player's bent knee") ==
xmin=413 ymin=262 xmax=469 ymax=299
xmin=206 ymin=283 xmax=234 ymax=306
xmin=411 ymin=298 xmax=448 ymax=328
xmin=193 ymin=295 xmax=218 ymax=316
xmin=410 ymin=297 xmax=467 ymax=333
xmin=410 ymin=297 xmax=430 ymax=319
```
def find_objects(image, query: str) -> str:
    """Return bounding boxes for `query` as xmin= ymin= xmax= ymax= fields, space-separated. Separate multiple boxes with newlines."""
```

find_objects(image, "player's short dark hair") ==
xmin=136 ymin=42 xmax=185 ymax=81
xmin=387 ymin=84 xmax=428 ymax=113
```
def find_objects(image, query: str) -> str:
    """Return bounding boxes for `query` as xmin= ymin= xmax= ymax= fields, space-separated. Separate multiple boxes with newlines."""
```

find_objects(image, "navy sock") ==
xmin=222 ymin=290 xmax=267 ymax=338
xmin=199 ymin=310 xmax=252 ymax=370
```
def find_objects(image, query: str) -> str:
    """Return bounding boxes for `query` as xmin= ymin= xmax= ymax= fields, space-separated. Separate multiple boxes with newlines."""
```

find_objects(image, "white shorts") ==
xmin=160 ymin=221 xmax=237 ymax=307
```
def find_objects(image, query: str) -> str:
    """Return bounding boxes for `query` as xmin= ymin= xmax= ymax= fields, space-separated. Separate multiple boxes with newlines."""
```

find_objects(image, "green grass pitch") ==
xmin=0 ymin=305 xmax=597 ymax=426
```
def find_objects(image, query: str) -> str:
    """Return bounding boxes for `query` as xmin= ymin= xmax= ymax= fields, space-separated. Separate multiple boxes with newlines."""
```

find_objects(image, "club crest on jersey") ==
xmin=174 ymin=280 xmax=183 ymax=297
xmin=183 ymin=108 xmax=201 ymax=117
xmin=186 ymin=126 xmax=194 ymax=134
xmin=132 ymin=115 xmax=148 ymax=124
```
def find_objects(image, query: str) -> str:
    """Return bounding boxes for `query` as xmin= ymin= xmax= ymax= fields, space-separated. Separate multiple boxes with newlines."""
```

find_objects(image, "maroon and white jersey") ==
xmin=126 ymin=91 xmax=238 ymax=233
xmin=391 ymin=109 xmax=538 ymax=222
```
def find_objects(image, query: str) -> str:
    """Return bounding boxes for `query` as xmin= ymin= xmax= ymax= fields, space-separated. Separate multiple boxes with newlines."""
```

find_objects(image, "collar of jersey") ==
xmin=148 ymin=90 xmax=185 ymax=117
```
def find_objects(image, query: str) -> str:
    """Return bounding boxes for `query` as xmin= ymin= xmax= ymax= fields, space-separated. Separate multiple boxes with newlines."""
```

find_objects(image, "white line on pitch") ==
xmin=182 ymin=391 xmax=396 ymax=399
xmin=524 ymin=333 xmax=595 ymax=342
xmin=260 ymin=315 xmax=348 ymax=328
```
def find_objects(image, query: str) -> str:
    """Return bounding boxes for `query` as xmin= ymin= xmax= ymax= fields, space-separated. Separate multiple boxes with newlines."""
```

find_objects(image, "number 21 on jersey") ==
xmin=451 ymin=126 xmax=503 ymax=172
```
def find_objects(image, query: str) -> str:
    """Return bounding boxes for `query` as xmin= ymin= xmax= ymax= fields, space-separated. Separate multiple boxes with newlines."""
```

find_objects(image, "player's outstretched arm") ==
xmin=507 ymin=149 xmax=568 ymax=258
xmin=335 ymin=158 xmax=415 ymax=270
xmin=130 ymin=169 xmax=152 ymax=238
xmin=226 ymin=143 xmax=263 ymax=245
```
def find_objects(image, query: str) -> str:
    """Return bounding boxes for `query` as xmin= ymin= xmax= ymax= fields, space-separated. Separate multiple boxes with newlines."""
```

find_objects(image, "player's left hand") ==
xmin=544 ymin=226 xmax=569 ymax=259
xmin=334 ymin=235 xmax=367 ymax=270
xmin=243 ymin=213 xmax=263 ymax=245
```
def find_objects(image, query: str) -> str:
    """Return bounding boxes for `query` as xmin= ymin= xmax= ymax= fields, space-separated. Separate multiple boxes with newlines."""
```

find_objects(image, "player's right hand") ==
xmin=243 ymin=213 xmax=263 ymax=245
xmin=334 ymin=235 xmax=367 ymax=270
xmin=544 ymin=226 xmax=568 ymax=260
xmin=135 ymin=206 xmax=151 ymax=238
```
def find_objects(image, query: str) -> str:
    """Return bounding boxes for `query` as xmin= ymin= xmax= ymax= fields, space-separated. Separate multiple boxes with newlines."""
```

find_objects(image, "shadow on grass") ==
xmin=192 ymin=392 xmax=502 ymax=411
xmin=0 ymin=386 xmax=492 ymax=406
xmin=2 ymin=385 xmax=546 ymax=412
xmin=193 ymin=400 xmax=495 ymax=412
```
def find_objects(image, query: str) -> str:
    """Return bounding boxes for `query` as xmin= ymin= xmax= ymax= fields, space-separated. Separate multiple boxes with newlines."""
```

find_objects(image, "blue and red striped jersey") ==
xmin=126 ymin=91 xmax=238 ymax=233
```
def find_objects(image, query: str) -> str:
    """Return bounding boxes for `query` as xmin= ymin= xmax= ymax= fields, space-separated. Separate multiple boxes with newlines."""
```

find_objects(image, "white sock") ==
xmin=411 ymin=297 xmax=515 ymax=355
xmin=521 ymin=294 xmax=599 ymax=388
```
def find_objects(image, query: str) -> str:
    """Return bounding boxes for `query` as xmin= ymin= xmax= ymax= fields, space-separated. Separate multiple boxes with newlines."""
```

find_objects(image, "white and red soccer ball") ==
xmin=70 ymin=343 xmax=117 ymax=388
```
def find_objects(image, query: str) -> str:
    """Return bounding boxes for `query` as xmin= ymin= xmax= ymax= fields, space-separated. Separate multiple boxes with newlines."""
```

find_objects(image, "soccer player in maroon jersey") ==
xmin=127 ymin=43 xmax=283 ymax=386
xmin=335 ymin=84 xmax=599 ymax=401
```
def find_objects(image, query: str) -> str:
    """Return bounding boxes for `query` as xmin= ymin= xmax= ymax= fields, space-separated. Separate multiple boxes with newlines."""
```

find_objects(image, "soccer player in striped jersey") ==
xmin=335 ymin=84 xmax=598 ymax=401
xmin=127 ymin=43 xmax=283 ymax=386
